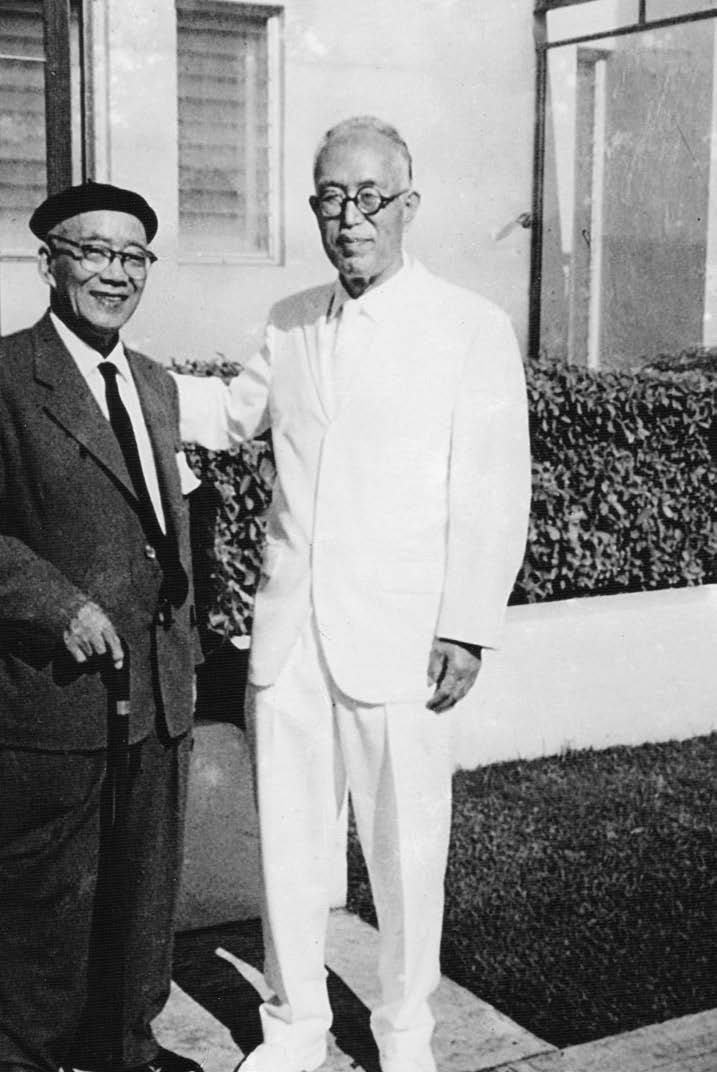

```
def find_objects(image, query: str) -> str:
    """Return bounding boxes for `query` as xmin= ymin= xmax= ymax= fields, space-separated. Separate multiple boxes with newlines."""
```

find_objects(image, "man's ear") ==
xmin=37 ymin=245 xmax=56 ymax=289
xmin=308 ymin=195 xmax=324 ymax=231
xmin=402 ymin=189 xmax=421 ymax=227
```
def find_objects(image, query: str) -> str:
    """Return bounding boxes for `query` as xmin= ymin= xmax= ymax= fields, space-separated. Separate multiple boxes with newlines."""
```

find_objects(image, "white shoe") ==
xmin=380 ymin=1056 xmax=437 ymax=1072
xmin=236 ymin=1040 xmax=326 ymax=1072
xmin=380 ymin=1064 xmax=435 ymax=1072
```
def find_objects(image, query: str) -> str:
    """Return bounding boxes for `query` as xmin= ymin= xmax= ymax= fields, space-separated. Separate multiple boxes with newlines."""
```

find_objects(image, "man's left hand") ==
xmin=426 ymin=637 xmax=482 ymax=713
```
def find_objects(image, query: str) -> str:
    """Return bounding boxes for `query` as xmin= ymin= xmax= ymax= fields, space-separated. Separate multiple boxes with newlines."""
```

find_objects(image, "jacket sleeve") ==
xmin=0 ymin=536 xmax=90 ymax=652
xmin=0 ymin=480 xmax=90 ymax=667
xmin=436 ymin=307 xmax=531 ymax=650
xmin=171 ymin=329 xmax=273 ymax=451
xmin=0 ymin=389 xmax=90 ymax=660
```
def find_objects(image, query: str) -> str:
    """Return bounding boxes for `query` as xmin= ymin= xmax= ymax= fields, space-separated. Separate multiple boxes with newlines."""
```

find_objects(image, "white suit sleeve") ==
xmin=436 ymin=309 xmax=531 ymax=650
xmin=170 ymin=340 xmax=272 ymax=451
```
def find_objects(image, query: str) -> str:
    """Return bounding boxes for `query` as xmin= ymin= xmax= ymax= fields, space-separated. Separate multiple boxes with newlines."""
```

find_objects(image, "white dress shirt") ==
xmin=318 ymin=260 xmax=411 ymax=416
xmin=51 ymin=312 xmax=167 ymax=532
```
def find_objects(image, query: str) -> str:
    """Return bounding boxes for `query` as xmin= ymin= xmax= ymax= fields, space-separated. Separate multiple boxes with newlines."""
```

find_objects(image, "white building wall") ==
xmin=0 ymin=0 xmax=536 ymax=362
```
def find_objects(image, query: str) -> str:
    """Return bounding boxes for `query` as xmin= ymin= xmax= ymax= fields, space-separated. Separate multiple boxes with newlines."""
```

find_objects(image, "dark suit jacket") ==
xmin=0 ymin=312 xmax=201 ymax=751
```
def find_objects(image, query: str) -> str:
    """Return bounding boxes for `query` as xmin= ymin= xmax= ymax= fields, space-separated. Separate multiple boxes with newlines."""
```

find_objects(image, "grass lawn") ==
xmin=346 ymin=733 xmax=716 ymax=1048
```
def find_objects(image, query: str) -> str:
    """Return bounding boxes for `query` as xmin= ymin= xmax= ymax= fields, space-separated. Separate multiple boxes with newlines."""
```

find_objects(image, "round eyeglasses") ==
xmin=312 ymin=187 xmax=410 ymax=220
xmin=47 ymin=235 xmax=158 ymax=279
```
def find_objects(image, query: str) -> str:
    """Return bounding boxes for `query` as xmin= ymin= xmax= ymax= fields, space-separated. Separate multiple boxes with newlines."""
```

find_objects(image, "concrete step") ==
xmin=486 ymin=1007 xmax=717 ymax=1072
xmin=154 ymin=909 xmax=553 ymax=1072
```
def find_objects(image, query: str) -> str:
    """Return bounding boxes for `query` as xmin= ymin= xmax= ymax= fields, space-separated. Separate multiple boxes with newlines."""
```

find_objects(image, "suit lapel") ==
xmin=300 ymin=287 xmax=336 ymax=424
xmin=33 ymin=313 xmax=135 ymax=498
xmin=128 ymin=349 xmax=183 ymax=542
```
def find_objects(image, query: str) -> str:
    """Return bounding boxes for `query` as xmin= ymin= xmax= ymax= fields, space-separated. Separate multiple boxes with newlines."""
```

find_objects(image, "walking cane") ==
xmin=107 ymin=637 xmax=131 ymax=1065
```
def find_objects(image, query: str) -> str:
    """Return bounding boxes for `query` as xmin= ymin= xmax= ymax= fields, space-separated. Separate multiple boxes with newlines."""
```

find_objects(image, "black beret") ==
xmin=29 ymin=181 xmax=158 ymax=242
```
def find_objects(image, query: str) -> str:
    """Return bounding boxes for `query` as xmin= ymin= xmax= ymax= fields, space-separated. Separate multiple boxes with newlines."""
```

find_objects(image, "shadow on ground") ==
xmin=173 ymin=920 xmax=381 ymax=1072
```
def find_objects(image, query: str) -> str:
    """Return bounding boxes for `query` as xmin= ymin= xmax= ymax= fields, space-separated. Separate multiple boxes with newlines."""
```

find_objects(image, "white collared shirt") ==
xmin=51 ymin=312 xmax=167 ymax=532
xmin=319 ymin=255 xmax=410 ymax=414
xmin=325 ymin=252 xmax=411 ymax=326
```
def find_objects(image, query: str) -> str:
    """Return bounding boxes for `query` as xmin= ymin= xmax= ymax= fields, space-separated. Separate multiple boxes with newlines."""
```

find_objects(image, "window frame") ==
xmin=43 ymin=0 xmax=74 ymax=193
xmin=528 ymin=0 xmax=717 ymax=359
xmin=0 ymin=0 xmax=86 ymax=257
xmin=175 ymin=0 xmax=284 ymax=267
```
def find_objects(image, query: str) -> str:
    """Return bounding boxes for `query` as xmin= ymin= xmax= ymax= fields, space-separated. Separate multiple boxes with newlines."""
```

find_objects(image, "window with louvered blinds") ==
xmin=176 ymin=1 xmax=280 ymax=259
xmin=0 ymin=0 xmax=81 ymax=251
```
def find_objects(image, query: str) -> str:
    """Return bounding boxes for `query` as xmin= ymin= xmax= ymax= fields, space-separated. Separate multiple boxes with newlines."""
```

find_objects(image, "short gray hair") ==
xmin=313 ymin=116 xmax=413 ymax=185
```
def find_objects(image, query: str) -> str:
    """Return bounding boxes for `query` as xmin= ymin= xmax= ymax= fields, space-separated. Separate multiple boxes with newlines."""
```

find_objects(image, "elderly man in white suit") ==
xmin=173 ymin=116 xmax=531 ymax=1072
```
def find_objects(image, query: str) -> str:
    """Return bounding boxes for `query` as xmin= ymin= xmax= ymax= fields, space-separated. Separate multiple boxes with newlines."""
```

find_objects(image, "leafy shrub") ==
xmin=175 ymin=354 xmax=717 ymax=637
xmin=639 ymin=344 xmax=717 ymax=378
xmin=514 ymin=359 xmax=717 ymax=603
xmin=172 ymin=357 xmax=275 ymax=643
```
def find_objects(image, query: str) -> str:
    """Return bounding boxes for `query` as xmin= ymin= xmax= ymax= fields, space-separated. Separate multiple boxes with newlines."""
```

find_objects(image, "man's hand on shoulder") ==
xmin=63 ymin=600 xmax=124 ymax=669
xmin=426 ymin=637 xmax=482 ymax=713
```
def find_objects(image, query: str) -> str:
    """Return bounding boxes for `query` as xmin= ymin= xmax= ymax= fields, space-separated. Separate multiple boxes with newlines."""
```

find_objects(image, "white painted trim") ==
xmin=587 ymin=55 xmax=606 ymax=370
xmin=703 ymin=19 xmax=717 ymax=345
xmin=85 ymin=0 xmax=112 ymax=181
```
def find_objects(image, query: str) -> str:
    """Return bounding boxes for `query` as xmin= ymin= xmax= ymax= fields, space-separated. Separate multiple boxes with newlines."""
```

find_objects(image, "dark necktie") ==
xmin=98 ymin=361 xmax=188 ymax=613
xmin=98 ymin=360 xmax=164 ymax=543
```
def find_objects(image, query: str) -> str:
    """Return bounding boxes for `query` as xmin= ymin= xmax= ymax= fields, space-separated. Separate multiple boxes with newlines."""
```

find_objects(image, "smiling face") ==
xmin=39 ymin=209 xmax=149 ymax=345
xmin=311 ymin=129 xmax=420 ymax=298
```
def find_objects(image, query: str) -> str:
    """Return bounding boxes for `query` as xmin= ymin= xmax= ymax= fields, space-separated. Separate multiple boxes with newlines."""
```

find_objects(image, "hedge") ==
xmin=173 ymin=357 xmax=275 ymax=647
xmin=515 ymin=355 xmax=717 ymax=603
xmin=174 ymin=353 xmax=717 ymax=641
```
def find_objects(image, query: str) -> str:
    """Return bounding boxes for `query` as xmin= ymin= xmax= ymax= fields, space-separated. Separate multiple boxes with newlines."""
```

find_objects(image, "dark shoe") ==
xmin=0 ymin=1065 xmax=55 ymax=1072
xmin=129 ymin=1051 xmax=203 ymax=1072
xmin=79 ymin=1050 xmax=204 ymax=1072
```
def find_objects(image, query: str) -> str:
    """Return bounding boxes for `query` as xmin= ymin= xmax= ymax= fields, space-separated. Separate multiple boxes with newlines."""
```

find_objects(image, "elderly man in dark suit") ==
xmin=0 ymin=183 xmax=203 ymax=1072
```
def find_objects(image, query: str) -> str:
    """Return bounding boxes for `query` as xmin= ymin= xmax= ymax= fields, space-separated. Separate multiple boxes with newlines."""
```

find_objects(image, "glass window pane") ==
xmin=540 ymin=16 xmax=717 ymax=367
xmin=0 ymin=1 xmax=82 ymax=250
xmin=177 ymin=0 xmax=276 ymax=258
xmin=0 ymin=1 xmax=46 ymax=247
xmin=548 ymin=1 xmax=639 ymax=44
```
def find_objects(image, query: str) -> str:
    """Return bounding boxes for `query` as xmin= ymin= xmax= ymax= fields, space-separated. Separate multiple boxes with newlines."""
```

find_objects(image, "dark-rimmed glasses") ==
xmin=311 ymin=186 xmax=410 ymax=220
xmin=46 ymin=235 xmax=158 ymax=279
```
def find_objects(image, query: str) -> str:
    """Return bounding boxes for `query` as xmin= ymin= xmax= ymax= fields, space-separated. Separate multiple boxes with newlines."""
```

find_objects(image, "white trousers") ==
xmin=246 ymin=614 xmax=454 ymax=1070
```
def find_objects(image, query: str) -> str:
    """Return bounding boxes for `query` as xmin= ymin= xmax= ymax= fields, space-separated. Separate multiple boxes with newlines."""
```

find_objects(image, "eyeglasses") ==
xmin=312 ymin=186 xmax=410 ymax=220
xmin=46 ymin=235 xmax=158 ymax=279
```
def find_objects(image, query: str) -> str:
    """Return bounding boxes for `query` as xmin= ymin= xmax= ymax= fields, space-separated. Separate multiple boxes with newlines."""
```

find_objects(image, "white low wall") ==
xmin=176 ymin=584 xmax=717 ymax=930
xmin=452 ymin=583 xmax=717 ymax=767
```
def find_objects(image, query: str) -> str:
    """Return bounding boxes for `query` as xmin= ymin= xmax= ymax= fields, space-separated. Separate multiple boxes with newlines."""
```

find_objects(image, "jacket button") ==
xmin=144 ymin=543 xmax=157 ymax=561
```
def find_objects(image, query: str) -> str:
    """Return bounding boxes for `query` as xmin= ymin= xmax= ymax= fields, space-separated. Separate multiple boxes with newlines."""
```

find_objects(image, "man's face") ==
xmin=39 ymin=210 xmax=150 ymax=339
xmin=311 ymin=131 xmax=419 ymax=297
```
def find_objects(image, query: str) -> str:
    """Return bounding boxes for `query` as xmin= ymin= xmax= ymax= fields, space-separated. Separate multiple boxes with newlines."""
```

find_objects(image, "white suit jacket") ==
xmin=175 ymin=257 xmax=531 ymax=704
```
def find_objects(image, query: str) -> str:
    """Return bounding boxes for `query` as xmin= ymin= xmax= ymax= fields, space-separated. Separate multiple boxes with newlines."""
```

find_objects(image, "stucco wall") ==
xmin=0 ymin=0 xmax=536 ymax=360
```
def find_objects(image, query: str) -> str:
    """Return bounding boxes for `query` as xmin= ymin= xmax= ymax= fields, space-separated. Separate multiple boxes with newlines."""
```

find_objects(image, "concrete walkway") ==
xmin=153 ymin=910 xmax=717 ymax=1072
xmin=488 ymin=1008 xmax=717 ymax=1071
